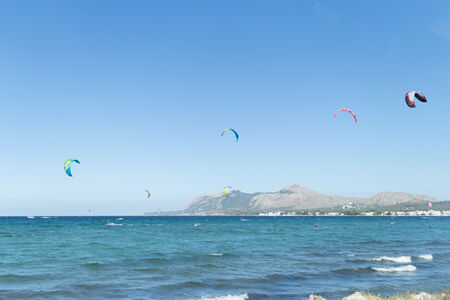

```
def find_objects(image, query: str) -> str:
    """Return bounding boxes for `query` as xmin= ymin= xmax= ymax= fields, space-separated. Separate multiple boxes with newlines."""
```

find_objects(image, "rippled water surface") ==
xmin=0 ymin=216 xmax=448 ymax=299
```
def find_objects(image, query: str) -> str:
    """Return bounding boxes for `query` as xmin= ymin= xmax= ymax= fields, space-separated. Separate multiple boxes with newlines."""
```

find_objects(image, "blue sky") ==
xmin=1 ymin=0 xmax=450 ymax=215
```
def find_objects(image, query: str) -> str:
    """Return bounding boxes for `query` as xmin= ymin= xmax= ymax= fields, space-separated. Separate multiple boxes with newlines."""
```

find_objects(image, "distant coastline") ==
xmin=178 ymin=184 xmax=450 ymax=216
xmin=144 ymin=183 xmax=450 ymax=216
xmin=256 ymin=209 xmax=450 ymax=217
xmin=145 ymin=209 xmax=450 ymax=217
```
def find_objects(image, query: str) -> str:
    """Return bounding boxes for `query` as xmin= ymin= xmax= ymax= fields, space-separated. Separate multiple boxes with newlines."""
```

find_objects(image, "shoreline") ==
xmin=310 ymin=289 xmax=450 ymax=300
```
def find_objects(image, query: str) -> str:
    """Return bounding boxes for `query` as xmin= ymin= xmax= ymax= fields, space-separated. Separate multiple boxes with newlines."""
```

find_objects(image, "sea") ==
xmin=0 ymin=216 xmax=448 ymax=299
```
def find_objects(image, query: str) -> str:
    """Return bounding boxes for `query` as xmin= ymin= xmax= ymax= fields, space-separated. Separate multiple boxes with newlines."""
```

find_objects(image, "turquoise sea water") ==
xmin=0 ymin=216 xmax=448 ymax=299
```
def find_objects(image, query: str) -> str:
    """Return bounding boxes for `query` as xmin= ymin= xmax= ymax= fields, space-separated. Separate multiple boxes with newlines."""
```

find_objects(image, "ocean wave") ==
xmin=0 ymin=232 xmax=19 ymax=238
xmin=265 ymin=273 xmax=307 ymax=281
xmin=417 ymin=254 xmax=433 ymax=260
xmin=195 ymin=294 xmax=249 ymax=300
xmin=1 ymin=290 xmax=78 ymax=298
xmin=0 ymin=274 xmax=50 ymax=282
xmin=132 ymin=267 xmax=160 ymax=273
xmin=332 ymin=267 xmax=373 ymax=275
xmin=198 ymin=263 xmax=221 ymax=269
xmin=82 ymin=262 xmax=105 ymax=269
xmin=106 ymin=222 xmax=122 ymax=226
xmin=161 ymin=281 xmax=205 ymax=290
xmin=372 ymin=265 xmax=416 ymax=273
xmin=142 ymin=258 xmax=167 ymax=265
xmin=427 ymin=240 xmax=443 ymax=246
xmin=345 ymin=258 xmax=368 ymax=264
xmin=372 ymin=256 xmax=412 ymax=263
xmin=208 ymin=253 xmax=233 ymax=258
xmin=311 ymin=252 xmax=327 ymax=257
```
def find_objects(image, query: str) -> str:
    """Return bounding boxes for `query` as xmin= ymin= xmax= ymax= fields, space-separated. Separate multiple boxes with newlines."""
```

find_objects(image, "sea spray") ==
xmin=372 ymin=265 xmax=417 ymax=273
xmin=372 ymin=256 xmax=412 ymax=263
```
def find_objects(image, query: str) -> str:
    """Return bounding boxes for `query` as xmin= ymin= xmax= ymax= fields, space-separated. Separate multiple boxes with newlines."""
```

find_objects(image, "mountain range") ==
xmin=183 ymin=184 xmax=437 ymax=215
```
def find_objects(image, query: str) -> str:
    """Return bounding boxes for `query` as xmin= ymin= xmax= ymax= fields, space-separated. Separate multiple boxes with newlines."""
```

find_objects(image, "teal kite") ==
xmin=64 ymin=159 xmax=80 ymax=177
xmin=221 ymin=128 xmax=239 ymax=142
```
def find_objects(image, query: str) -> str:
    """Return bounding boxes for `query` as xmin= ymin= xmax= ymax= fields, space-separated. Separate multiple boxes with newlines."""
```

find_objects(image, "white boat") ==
xmin=27 ymin=216 xmax=35 ymax=219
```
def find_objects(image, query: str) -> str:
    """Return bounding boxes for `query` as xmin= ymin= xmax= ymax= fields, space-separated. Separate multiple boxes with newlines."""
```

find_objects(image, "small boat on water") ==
xmin=27 ymin=216 xmax=35 ymax=219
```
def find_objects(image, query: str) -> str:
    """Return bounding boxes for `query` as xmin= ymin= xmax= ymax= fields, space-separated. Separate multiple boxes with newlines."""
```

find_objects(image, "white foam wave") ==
xmin=196 ymin=294 xmax=249 ymax=300
xmin=372 ymin=265 xmax=416 ymax=273
xmin=106 ymin=222 xmax=122 ymax=226
xmin=372 ymin=256 xmax=412 ymax=263
xmin=209 ymin=253 xmax=223 ymax=257
xmin=417 ymin=254 xmax=433 ymax=260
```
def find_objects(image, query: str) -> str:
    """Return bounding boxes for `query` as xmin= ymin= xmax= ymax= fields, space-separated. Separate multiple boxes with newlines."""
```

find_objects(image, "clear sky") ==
xmin=1 ymin=0 xmax=450 ymax=215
